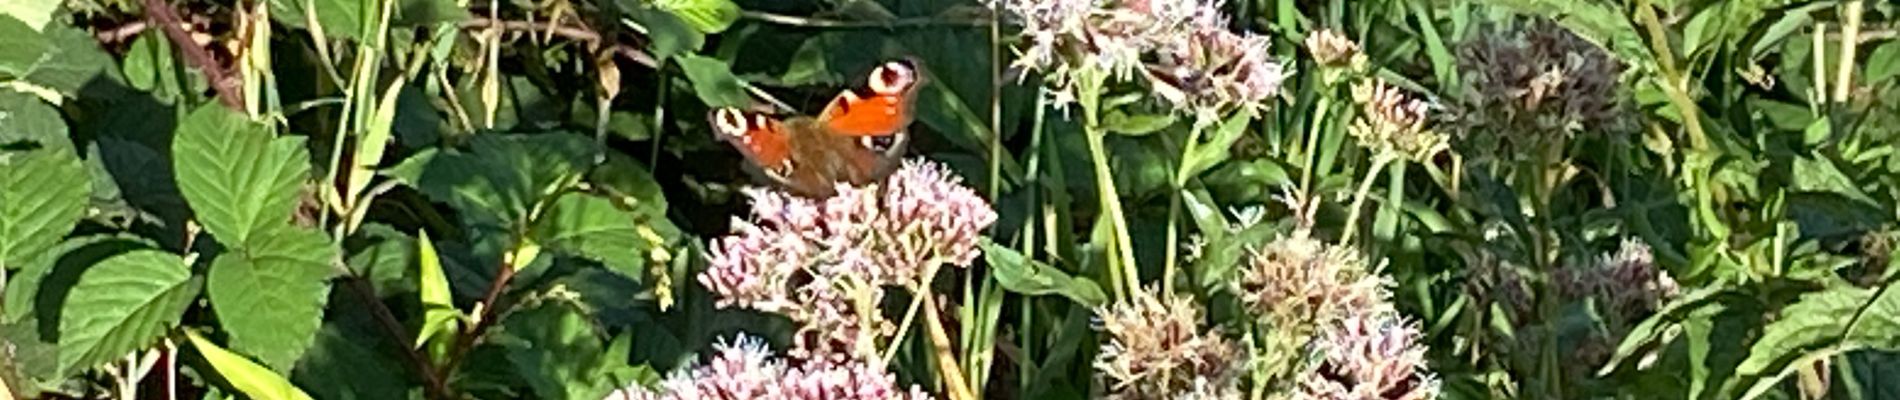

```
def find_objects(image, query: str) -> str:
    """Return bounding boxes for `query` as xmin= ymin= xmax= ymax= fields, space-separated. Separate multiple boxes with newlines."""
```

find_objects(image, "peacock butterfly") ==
xmin=708 ymin=58 xmax=922 ymax=198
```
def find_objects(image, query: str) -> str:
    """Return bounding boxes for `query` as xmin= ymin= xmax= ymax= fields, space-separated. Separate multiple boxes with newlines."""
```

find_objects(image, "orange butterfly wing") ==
xmin=818 ymin=59 xmax=922 ymax=137
xmin=708 ymin=108 xmax=794 ymax=178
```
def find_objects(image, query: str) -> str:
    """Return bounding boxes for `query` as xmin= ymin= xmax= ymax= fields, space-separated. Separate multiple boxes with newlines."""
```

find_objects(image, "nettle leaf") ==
xmin=982 ymin=240 xmax=1107 ymax=308
xmin=534 ymin=192 xmax=668 ymax=283
xmin=675 ymin=55 xmax=749 ymax=108
xmin=652 ymin=0 xmax=739 ymax=33
xmin=1729 ymin=284 xmax=1875 ymax=395
xmin=173 ymin=104 xmax=311 ymax=247
xmin=345 ymin=223 xmax=418 ymax=295
xmin=0 ymin=91 xmax=88 ymax=270
xmin=57 ymin=249 xmax=202 ymax=374
xmin=495 ymin=300 xmax=637 ymax=400
xmin=1844 ymin=281 xmax=1900 ymax=350
xmin=208 ymin=228 xmax=339 ymax=372
xmin=387 ymin=133 xmax=596 ymax=227
xmin=186 ymin=330 xmax=316 ymax=400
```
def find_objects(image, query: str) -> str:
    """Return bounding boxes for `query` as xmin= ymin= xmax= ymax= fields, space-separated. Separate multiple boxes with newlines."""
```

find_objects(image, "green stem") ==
xmin=1163 ymin=121 xmax=1207 ymax=299
xmin=1339 ymin=154 xmax=1394 ymax=245
xmin=1299 ymin=98 xmax=1333 ymax=193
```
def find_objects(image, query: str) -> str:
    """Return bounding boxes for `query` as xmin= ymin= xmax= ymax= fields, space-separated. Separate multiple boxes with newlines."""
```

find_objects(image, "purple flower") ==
xmin=1095 ymin=287 xmax=1245 ymax=399
xmin=989 ymin=0 xmax=1284 ymax=112
xmin=606 ymin=335 xmax=933 ymax=400
xmin=700 ymin=159 xmax=997 ymax=361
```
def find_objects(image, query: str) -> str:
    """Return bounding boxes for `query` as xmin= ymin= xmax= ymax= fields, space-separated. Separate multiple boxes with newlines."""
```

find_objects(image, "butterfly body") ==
xmin=711 ymin=59 xmax=922 ymax=198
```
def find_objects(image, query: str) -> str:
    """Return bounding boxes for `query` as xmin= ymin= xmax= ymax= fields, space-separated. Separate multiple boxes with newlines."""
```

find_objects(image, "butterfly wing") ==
xmin=709 ymin=108 xmax=795 ymax=180
xmin=817 ymin=59 xmax=922 ymax=139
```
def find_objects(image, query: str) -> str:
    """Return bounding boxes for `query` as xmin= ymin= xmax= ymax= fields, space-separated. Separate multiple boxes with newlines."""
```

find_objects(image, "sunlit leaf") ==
xmin=981 ymin=240 xmax=1107 ymax=308
xmin=186 ymin=330 xmax=317 ymax=400
xmin=57 ymin=250 xmax=201 ymax=373
xmin=207 ymin=228 xmax=339 ymax=372
xmin=0 ymin=90 xmax=87 ymax=270
xmin=173 ymin=104 xmax=311 ymax=247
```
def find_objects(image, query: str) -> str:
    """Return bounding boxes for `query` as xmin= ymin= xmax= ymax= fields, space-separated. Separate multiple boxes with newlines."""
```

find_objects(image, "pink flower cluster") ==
xmin=1298 ymin=313 xmax=1440 ymax=400
xmin=990 ymin=0 xmax=1284 ymax=112
xmin=606 ymin=335 xmax=932 ymax=400
xmin=700 ymin=159 xmax=998 ymax=362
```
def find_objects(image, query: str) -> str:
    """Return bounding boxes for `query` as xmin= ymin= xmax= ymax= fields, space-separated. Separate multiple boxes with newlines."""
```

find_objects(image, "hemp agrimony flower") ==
xmin=605 ymin=335 xmax=933 ymax=400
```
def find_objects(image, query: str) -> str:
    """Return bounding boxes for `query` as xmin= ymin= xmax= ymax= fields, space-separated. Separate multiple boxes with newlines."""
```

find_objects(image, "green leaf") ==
xmin=675 ymin=55 xmax=750 ymax=108
xmin=186 ymin=330 xmax=317 ymax=400
xmin=1844 ymin=282 xmax=1900 ymax=350
xmin=0 ymin=91 xmax=88 ymax=270
xmin=0 ymin=0 xmax=58 ymax=31
xmin=981 ymin=240 xmax=1107 ymax=308
xmin=626 ymin=8 xmax=703 ymax=63
xmin=1733 ymin=285 xmax=1868 ymax=386
xmin=293 ymin=321 xmax=416 ymax=399
xmin=1181 ymin=111 xmax=1254 ymax=179
xmin=207 ymin=228 xmax=338 ymax=372
xmin=387 ymin=133 xmax=596 ymax=226
xmin=344 ymin=224 xmax=417 ymax=295
xmin=652 ymin=0 xmax=740 ymax=33
xmin=173 ymin=104 xmax=311 ymax=247
xmin=534 ymin=192 xmax=668 ymax=282
xmin=415 ymin=230 xmax=457 ymax=351
xmin=266 ymin=0 xmax=363 ymax=41
xmin=58 ymin=249 xmax=202 ymax=373
xmin=1101 ymin=110 xmax=1176 ymax=136
xmin=496 ymin=300 xmax=634 ymax=400
xmin=1868 ymin=41 xmax=1900 ymax=84
xmin=0 ymin=19 xmax=114 ymax=96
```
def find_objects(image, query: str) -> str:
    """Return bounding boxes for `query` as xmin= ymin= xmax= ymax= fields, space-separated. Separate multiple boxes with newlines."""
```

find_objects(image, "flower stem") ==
xmin=923 ymin=293 xmax=976 ymax=400
xmin=1339 ymin=154 xmax=1394 ymax=245
xmin=1077 ymin=67 xmax=1139 ymax=300
xmin=1163 ymin=121 xmax=1208 ymax=299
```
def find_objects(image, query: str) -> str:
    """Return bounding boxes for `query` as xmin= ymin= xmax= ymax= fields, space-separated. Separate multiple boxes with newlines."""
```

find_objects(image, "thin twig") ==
xmin=141 ymin=0 xmax=244 ymax=109
xmin=440 ymin=257 xmax=520 ymax=380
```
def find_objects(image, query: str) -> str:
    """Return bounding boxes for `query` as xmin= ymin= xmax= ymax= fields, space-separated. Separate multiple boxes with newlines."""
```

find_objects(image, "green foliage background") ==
xmin=0 ymin=0 xmax=1898 ymax=398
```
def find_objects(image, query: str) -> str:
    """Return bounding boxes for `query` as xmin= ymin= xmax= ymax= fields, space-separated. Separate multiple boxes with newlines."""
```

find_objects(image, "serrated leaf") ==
xmin=0 ymin=0 xmax=58 ymax=31
xmin=1844 ymin=282 xmax=1900 ymax=350
xmin=981 ymin=240 xmax=1106 ymax=308
xmin=0 ymin=18 xmax=114 ymax=96
xmin=1734 ymin=286 xmax=1868 ymax=381
xmin=345 ymin=224 xmax=417 ymax=295
xmin=534 ymin=192 xmax=663 ymax=282
xmin=386 ymin=133 xmax=596 ymax=227
xmin=174 ymin=104 xmax=311 ymax=247
xmin=652 ymin=0 xmax=739 ymax=33
xmin=186 ymin=330 xmax=317 ymax=400
xmin=208 ymin=228 xmax=338 ymax=372
xmin=496 ymin=301 xmax=632 ymax=400
xmin=675 ymin=55 xmax=749 ymax=108
xmin=0 ymin=91 xmax=88 ymax=269
xmin=58 ymin=249 xmax=201 ymax=373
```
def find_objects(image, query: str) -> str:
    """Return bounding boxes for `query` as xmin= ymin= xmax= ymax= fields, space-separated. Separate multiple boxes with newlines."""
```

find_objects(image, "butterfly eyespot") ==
xmin=868 ymin=61 xmax=917 ymax=95
xmin=860 ymin=135 xmax=899 ymax=152
xmin=711 ymin=109 xmax=748 ymax=136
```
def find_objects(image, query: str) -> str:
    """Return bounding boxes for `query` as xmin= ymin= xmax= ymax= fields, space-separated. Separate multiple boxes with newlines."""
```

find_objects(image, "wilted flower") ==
xmin=989 ymin=0 xmax=1284 ymax=112
xmin=1460 ymin=250 xmax=1535 ymax=322
xmin=1350 ymin=79 xmax=1447 ymax=162
xmin=1297 ymin=313 xmax=1440 ymax=400
xmin=1557 ymin=238 xmax=1678 ymax=319
xmin=701 ymin=159 xmax=998 ymax=361
xmin=1096 ymin=287 xmax=1246 ymax=399
xmin=607 ymin=335 xmax=933 ymax=400
xmin=1238 ymin=233 xmax=1391 ymax=333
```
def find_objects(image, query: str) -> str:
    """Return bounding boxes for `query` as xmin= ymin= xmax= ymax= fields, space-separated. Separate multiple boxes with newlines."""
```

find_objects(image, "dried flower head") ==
xmin=1350 ymin=80 xmax=1446 ymax=162
xmin=1460 ymin=251 xmax=1534 ymax=323
xmin=1557 ymin=238 xmax=1678 ymax=319
xmin=1238 ymin=234 xmax=1392 ymax=333
xmin=607 ymin=335 xmax=933 ymax=400
xmin=701 ymin=159 xmax=998 ymax=361
xmin=1297 ymin=313 xmax=1441 ymax=400
xmin=1452 ymin=18 xmax=1631 ymax=162
xmin=1096 ymin=287 xmax=1246 ymax=399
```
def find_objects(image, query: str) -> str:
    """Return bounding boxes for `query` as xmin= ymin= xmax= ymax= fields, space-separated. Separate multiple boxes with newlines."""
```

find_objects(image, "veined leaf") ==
xmin=386 ymin=133 xmax=596 ymax=227
xmin=534 ymin=192 xmax=670 ymax=283
xmin=626 ymin=8 xmax=703 ymax=63
xmin=0 ymin=17 xmax=114 ymax=97
xmin=57 ymin=249 xmax=201 ymax=373
xmin=186 ymin=330 xmax=317 ymax=400
xmin=981 ymin=240 xmax=1107 ymax=308
xmin=0 ymin=90 xmax=87 ymax=270
xmin=207 ymin=228 xmax=339 ymax=372
xmin=173 ymin=104 xmax=311 ymax=247
xmin=495 ymin=300 xmax=636 ymax=400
